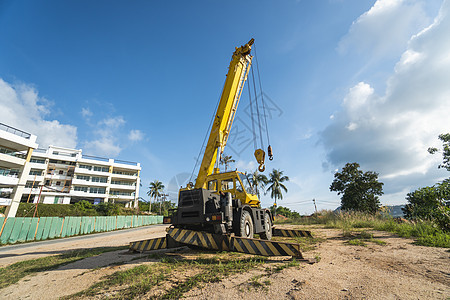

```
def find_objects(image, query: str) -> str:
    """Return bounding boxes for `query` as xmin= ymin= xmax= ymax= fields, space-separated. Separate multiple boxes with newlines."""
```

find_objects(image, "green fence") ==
xmin=0 ymin=215 xmax=163 ymax=245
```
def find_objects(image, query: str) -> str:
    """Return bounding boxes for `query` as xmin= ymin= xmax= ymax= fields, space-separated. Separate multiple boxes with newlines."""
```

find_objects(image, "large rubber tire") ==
xmin=239 ymin=210 xmax=254 ymax=239
xmin=260 ymin=213 xmax=272 ymax=240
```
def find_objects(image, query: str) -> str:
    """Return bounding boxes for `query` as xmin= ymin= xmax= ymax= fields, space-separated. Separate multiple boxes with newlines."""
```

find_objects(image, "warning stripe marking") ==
xmin=162 ymin=228 xmax=304 ymax=258
xmin=130 ymin=237 xmax=168 ymax=252
xmin=273 ymin=229 xmax=312 ymax=238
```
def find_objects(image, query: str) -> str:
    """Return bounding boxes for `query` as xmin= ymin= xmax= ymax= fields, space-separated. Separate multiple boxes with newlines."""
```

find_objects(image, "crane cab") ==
xmin=205 ymin=171 xmax=259 ymax=207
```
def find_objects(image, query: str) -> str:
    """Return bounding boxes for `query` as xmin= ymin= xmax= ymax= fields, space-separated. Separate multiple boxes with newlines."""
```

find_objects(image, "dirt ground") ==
xmin=1 ymin=225 xmax=449 ymax=299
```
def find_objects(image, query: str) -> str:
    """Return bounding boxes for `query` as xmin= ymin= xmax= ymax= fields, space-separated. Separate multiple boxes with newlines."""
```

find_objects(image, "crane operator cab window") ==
xmin=235 ymin=178 xmax=244 ymax=193
xmin=221 ymin=178 xmax=234 ymax=192
xmin=207 ymin=180 xmax=218 ymax=191
xmin=239 ymin=173 xmax=255 ymax=195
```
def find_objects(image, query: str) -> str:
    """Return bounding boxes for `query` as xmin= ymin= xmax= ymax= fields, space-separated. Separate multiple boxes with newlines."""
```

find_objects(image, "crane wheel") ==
xmin=239 ymin=210 xmax=254 ymax=239
xmin=260 ymin=213 xmax=273 ymax=240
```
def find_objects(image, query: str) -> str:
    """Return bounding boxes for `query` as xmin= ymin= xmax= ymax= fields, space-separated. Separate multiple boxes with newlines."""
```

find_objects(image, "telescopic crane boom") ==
xmin=169 ymin=39 xmax=272 ymax=239
xmin=195 ymin=38 xmax=265 ymax=189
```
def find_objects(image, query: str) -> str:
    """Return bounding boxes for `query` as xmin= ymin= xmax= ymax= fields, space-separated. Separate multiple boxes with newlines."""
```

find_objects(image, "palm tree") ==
xmin=147 ymin=180 xmax=165 ymax=214
xmin=220 ymin=154 xmax=235 ymax=171
xmin=266 ymin=169 xmax=289 ymax=215
xmin=249 ymin=170 xmax=268 ymax=198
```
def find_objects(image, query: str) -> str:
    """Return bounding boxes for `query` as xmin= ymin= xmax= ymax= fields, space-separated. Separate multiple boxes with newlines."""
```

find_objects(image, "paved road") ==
xmin=0 ymin=224 xmax=168 ymax=267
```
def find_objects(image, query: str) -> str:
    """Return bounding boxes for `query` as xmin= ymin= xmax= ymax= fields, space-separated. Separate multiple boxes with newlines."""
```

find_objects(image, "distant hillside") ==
xmin=333 ymin=205 xmax=405 ymax=217
xmin=386 ymin=205 xmax=405 ymax=217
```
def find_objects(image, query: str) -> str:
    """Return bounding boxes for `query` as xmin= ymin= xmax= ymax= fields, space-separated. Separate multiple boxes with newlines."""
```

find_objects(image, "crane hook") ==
xmin=268 ymin=145 xmax=273 ymax=161
xmin=254 ymin=149 xmax=266 ymax=173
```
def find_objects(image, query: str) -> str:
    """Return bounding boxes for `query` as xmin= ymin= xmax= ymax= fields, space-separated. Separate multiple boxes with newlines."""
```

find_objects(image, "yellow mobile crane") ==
xmin=130 ymin=39 xmax=312 ymax=259
xmin=166 ymin=39 xmax=273 ymax=239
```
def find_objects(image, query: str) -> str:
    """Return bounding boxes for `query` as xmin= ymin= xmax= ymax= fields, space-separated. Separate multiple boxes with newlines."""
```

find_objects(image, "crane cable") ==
xmin=247 ymin=74 xmax=258 ymax=150
xmin=254 ymin=45 xmax=271 ymax=146
xmin=251 ymin=67 xmax=264 ymax=149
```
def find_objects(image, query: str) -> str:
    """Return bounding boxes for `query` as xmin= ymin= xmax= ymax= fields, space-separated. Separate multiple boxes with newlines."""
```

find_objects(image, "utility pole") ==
xmin=160 ymin=193 xmax=169 ymax=215
xmin=313 ymin=198 xmax=318 ymax=215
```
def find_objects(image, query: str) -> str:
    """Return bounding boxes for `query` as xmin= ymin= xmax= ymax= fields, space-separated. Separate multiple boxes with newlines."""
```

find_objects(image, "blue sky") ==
xmin=1 ymin=0 xmax=449 ymax=214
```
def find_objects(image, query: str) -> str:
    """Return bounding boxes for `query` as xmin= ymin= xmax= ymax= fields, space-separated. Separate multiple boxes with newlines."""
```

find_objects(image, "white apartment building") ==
xmin=0 ymin=123 xmax=38 ymax=218
xmin=0 ymin=123 xmax=141 ymax=217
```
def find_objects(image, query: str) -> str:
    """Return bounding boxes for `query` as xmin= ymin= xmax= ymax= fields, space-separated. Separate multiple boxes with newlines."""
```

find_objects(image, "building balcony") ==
xmin=22 ymin=187 xmax=41 ymax=194
xmin=0 ymin=174 xmax=19 ymax=186
xmin=71 ymin=179 xmax=108 ymax=187
xmin=28 ymin=162 xmax=47 ymax=169
xmin=0 ymin=152 xmax=26 ymax=168
xmin=26 ymin=175 xmax=44 ymax=182
xmin=110 ymin=183 xmax=136 ymax=191
xmin=46 ymin=174 xmax=73 ymax=181
xmin=74 ymin=167 xmax=110 ymax=177
xmin=110 ymin=195 xmax=134 ymax=201
xmin=110 ymin=173 xmax=137 ymax=180
xmin=0 ymin=122 xmax=38 ymax=151
xmin=0 ymin=197 xmax=12 ymax=206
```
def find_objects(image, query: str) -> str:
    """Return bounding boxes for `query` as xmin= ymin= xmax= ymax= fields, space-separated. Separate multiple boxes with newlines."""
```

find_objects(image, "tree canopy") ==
xmin=266 ymin=169 xmax=289 ymax=206
xmin=428 ymin=133 xmax=450 ymax=171
xmin=248 ymin=170 xmax=268 ymax=198
xmin=330 ymin=162 xmax=383 ymax=214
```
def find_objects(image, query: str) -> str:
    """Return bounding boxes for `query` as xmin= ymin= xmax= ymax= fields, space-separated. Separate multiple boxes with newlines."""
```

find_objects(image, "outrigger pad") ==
xmin=129 ymin=235 xmax=183 ymax=253
xmin=167 ymin=227 xmax=230 ymax=251
xmin=166 ymin=227 xmax=304 ymax=258
xmin=231 ymin=236 xmax=303 ymax=258
xmin=272 ymin=228 xmax=312 ymax=238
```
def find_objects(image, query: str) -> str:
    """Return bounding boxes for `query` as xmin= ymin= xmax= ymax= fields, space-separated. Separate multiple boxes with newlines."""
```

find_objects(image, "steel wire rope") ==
xmin=251 ymin=67 xmax=264 ymax=148
xmin=247 ymin=73 xmax=258 ymax=150
xmin=253 ymin=44 xmax=271 ymax=145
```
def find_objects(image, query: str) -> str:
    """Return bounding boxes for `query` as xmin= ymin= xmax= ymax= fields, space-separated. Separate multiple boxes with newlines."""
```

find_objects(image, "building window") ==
xmin=74 ymin=186 xmax=88 ymax=192
xmin=56 ymin=181 xmax=61 ymax=186
xmin=110 ymin=190 xmax=132 ymax=196
xmin=30 ymin=158 xmax=45 ymax=164
xmin=59 ymin=170 xmax=64 ymax=175
xmin=25 ymin=181 xmax=39 ymax=188
xmin=91 ymin=176 xmax=107 ymax=183
xmin=93 ymin=166 xmax=109 ymax=172
xmin=29 ymin=170 xmax=42 ymax=176
xmin=79 ymin=164 xmax=92 ymax=170
xmin=76 ymin=175 xmax=90 ymax=181
xmin=90 ymin=187 xmax=106 ymax=194
xmin=0 ymin=168 xmax=19 ymax=177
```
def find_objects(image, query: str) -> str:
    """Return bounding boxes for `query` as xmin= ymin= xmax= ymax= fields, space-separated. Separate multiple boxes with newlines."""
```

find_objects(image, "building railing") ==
xmin=0 ymin=123 xmax=31 ymax=139
xmin=114 ymin=159 xmax=138 ymax=166
xmin=81 ymin=154 xmax=109 ymax=162
xmin=33 ymin=148 xmax=47 ymax=153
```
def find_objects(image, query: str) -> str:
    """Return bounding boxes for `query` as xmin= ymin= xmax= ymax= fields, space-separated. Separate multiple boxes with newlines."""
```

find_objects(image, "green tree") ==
xmin=266 ymin=169 xmax=289 ymax=212
xmin=403 ymin=179 xmax=450 ymax=231
xmin=428 ymin=133 xmax=450 ymax=171
xmin=248 ymin=170 xmax=268 ymax=198
xmin=330 ymin=162 xmax=383 ymax=214
xmin=220 ymin=154 xmax=235 ymax=171
xmin=270 ymin=205 xmax=300 ymax=219
xmin=147 ymin=180 xmax=165 ymax=214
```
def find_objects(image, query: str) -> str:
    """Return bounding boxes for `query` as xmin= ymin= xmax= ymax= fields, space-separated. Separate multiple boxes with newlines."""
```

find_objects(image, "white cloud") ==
xmin=338 ymin=0 xmax=432 ymax=59
xmin=83 ymin=116 xmax=126 ymax=157
xmin=321 ymin=0 xmax=450 ymax=195
xmin=81 ymin=107 xmax=93 ymax=118
xmin=100 ymin=116 xmax=125 ymax=128
xmin=128 ymin=129 xmax=144 ymax=142
xmin=0 ymin=79 xmax=77 ymax=148
xmin=235 ymin=160 xmax=257 ymax=172
xmin=84 ymin=138 xmax=122 ymax=157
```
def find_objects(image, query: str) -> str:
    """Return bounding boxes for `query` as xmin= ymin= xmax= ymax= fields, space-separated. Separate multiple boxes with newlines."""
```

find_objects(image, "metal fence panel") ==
xmin=17 ymin=218 xmax=32 ymax=243
xmin=35 ymin=217 xmax=47 ymax=241
xmin=26 ymin=218 xmax=39 ymax=241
